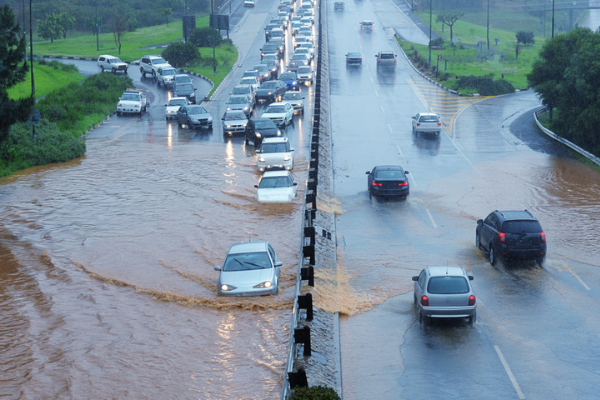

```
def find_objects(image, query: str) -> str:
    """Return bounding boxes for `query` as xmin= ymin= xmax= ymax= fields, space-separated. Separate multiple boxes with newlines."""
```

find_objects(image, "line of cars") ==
xmin=215 ymin=0 xmax=320 ymax=298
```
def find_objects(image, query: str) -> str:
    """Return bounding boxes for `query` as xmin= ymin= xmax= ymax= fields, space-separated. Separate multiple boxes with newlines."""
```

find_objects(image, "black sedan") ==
xmin=176 ymin=105 xmax=213 ymax=130
xmin=245 ymin=117 xmax=282 ymax=146
xmin=346 ymin=52 xmax=362 ymax=66
xmin=255 ymin=80 xmax=287 ymax=103
xmin=366 ymin=165 xmax=410 ymax=199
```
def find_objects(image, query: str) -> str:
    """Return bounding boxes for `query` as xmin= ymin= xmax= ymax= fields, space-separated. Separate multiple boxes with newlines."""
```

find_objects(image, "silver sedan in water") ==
xmin=215 ymin=241 xmax=282 ymax=296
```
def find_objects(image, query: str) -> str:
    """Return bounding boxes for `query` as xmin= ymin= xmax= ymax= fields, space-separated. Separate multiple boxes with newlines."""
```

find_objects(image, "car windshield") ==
xmin=263 ymin=56 xmax=277 ymax=63
xmin=280 ymin=73 xmax=295 ymax=80
xmin=283 ymin=92 xmax=301 ymax=100
xmin=375 ymin=169 xmax=404 ymax=179
xmin=176 ymin=84 xmax=193 ymax=92
xmin=224 ymin=111 xmax=246 ymax=120
xmin=427 ymin=276 xmax=469 ymax=294
xmin=266 ymin=105 xmax=286 ymax=113
xmin=255 ymin=65 xmax=268 ymax=73
xmin=260 ymin=143 xmax=288 ymax=153
xmin=260 ymin=82 xmax=277 ymax=89
xmin=419 ymin=115 xmax=439 ymax=122
xmin=502 ymin=220 xmax=543 ymax=233
xmin=188 ymin=107 xmax=207 ymax=115
xmin=121 ymin=93 xmax=139 ymax=101
xmin=259 ymin=176 xmax=292 ymax=188
xmin=243 ymin=71 xmax=258 ymax=77
xmin=228 ymin=97 xmax=247 ymax=104
xmin=110 ymin=58 xmax=123 ymax=64
xmin=223 ymin=252 xmax=271 ymax=271
xmin=152 ymin=57 xmax=167 ymax=64
xmin=263 ymin=45 xmax=277 ymax=51
xmin=254 ymin=120 xmax=276 ymax=129
xmin=169 ymin=99 xmax=187 ymax=106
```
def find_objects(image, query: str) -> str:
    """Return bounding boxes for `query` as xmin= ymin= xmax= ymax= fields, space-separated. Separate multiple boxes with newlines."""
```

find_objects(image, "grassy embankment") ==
xmin=31 ymin=15 xmax=237 ymax=98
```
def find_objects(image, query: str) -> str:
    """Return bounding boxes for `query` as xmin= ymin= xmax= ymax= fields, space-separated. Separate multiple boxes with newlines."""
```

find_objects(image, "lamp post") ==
xmin=95 ymin=2 xmax=99 ymax=51
xmin=486 ymin=0 xmax=490 ymax=50
xmin=211 ymin=0 xmax=216 ymax=73
xmin=551 ymin=0 xmax=555 ymax=38
xmin=29 ymin=0 xmax=35 ymax=140
xmin=428 ymin=0 xmax=432 ymax=64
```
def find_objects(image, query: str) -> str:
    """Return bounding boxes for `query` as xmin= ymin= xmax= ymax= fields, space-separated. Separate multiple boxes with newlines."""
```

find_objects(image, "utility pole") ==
xmin=428 ymin=0 xmax=432 ymax=64
xmin=29 ymin=0 xmax=36 ymax=140
xmin=211 ymin=0 xmax=216 ymax=73
xmin=96 ymin=2 xmax=99 ymax=51
xmin=551 ymin=0 xmax=555 ymax=38
xmin=486 ymin=0 xmax=490 ymax=50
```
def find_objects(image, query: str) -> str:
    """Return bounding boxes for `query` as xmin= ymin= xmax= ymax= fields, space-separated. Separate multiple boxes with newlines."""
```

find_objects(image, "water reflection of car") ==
xmin=365 ymin=165 xmax=410 ymax=200
xmin=412 ymin=112 xmax=442 ymax=136
xmin=475 ymin=210 xmax=547 ymax=266
xmin=346 ymin=52 xmax=362 ymax=66
xmin=221 ymin=110 xmax=248 ymax=136
xmin=412 ymin=266 xmax=477 ymax=326
xmin=261 ymin=102 xmax=294 ymax=127
xmin=255 ymin=170 xmax=298 ymax=203
xmin=256 ymin=137 xmax=294 ymax=171
xmin=245 ymin=117 xmax=282 ymax=146
xmin=215 ymin=241 xmax=282 ymax=296
xmin=165 ymin=97 xmax=190 ymax=120
xmin=176 ymin=105 xmax=213 ymax=130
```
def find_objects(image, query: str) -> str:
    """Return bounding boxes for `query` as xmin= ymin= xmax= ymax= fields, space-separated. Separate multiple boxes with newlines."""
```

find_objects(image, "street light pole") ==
xmin=95 ymin=2 xmax=99 ymax=51
xmin=211 ymin=0 xmax=216 ymax=73
xmin=29 ymin=0 xmax=35 ymax=140
xmin=551 ymin=0 xmax=555 ymax=38
xmin=486 ymin=0 xmax=490 ymax=50
xmin=428 ymin=0 xmax=432 ymax=64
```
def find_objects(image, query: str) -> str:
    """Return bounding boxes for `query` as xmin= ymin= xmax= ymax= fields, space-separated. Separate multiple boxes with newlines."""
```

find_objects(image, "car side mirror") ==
xmin=477 ymin=219 xmax=483 ymax=225
xmin=221 ymin=117 xmax=224 ymax=120
xmin=255 ymin=149 xmax=259 ymax=154
xmin=404 ymin=171 xmax=409 ymax=174
xmin=291 ymin=148 xmax=294 ymax=152
xmin=194 ymin=88 xmax=197 ymax=91
xmin=275 ymin=261 xmax=283 ymax=267
xmin=214 ymin=266 xmax=221 ymax=271
xmin=365 ymin=171 xmax=370 ymax=174
xmin=165 ymin=104 xmax=168 ymax=107
xmin=412 ymin=276 xmax=418 ymax=281
xmin=469 ymin=276 xmax=474 ymax=280
xmin=254 ymin=184 xmax=259 ymax=188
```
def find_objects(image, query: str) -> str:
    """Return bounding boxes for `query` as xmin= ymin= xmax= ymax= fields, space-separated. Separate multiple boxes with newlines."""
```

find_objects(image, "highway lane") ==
xmin=324 ymin=1 xmax=600 ymax=399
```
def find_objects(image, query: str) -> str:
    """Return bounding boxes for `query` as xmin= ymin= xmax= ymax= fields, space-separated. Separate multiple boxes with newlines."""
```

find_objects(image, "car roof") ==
xmin=495 ymin=210 xmax=536 ymax=221
xmin=268 ymin=102 xmax=288 ymax=106
xmin=169 ymin=97 xmax=188 ymax=101
xmin=374 ymin=165 xmax=404 ymax=171
xmin=228 ymin=240 xmax=269 ymax=255
xmin=262 ymin=137 xmax=289 ymax=144
xmin=262 ymin=170 xmax=292 ymax=178
xmin=425 ymin=266 xmax=468 ymax=277
xmin=418 ymin=112 xmax=439 ymax=116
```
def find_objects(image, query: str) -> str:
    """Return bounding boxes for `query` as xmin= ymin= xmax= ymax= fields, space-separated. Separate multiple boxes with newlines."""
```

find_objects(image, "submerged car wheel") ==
xmin=469 ymin=312 xmax=476 ymax=326
xmin=536 ymin=257 xmax=545 ymax=267
xmin=475 ymin=233 xmax=481 ymax=250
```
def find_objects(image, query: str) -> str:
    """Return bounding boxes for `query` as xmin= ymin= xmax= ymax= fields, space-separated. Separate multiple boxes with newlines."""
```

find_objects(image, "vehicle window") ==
xmin=502 ymin=220 xmax=542 ymax=233
xmin=229 ymin=97 xmax=246 ymax=104
xmin=375 ymin=170 xmax=403 ymax=179
xmin=189 ymin=107 xmax=207 ymax=115
xmin=280 ymin=73 xmax=295 ymax=80
xmin=283 ymin=93 xmax=301 ymax=100
xmin=121 ymin=94 xmax=139 ymax=101
xmin=260 ymin=143 xmax=288 ymax=153
xmin=254 ymin=120 xmax=274 ymax=129
xmin=177 ymin=84 xmax=193 ymax=91
xmin=380 ymin=53 xmax=394 ymax=59
xmin=420 ymin=115 xmax=439 ymax=122
xmin=169 ymin=99 xmax=187 ymax=106
xmin=175 ymin=76 xmax=191 ymax=82
xmin=223 ymin=252 xmax=271 ymax=271
xmin=418 ymin=270 xmax=426 ymax=289
xmin=266 ymin=105 xmax=286 ymax=113
xmin=427 ymin=276 xmax=469 ymax=294
xmin=224 ymin=111 xmax=246 ymax=120
xmin=164 ymin=69 xmax=177 ymax=75
xmin=152 ymin=57 xmax=167 ymax=65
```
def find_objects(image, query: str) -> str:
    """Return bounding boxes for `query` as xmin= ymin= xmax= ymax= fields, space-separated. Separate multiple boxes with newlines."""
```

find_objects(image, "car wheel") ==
xmin=489 ymin=244 xmax=497 ymax=266
xmin=140 ymin=68 xmax=145 ymax=77
xmin=124 ymin=69 xmax=128 ymax=75
xmin=116 ymin=111 xmax=121 ymax=116
xmin=111 ymin=67 xmax=116 ymax=74
xmin=475 ymin=233 xmax=481 ymax=250
xmin=469 ymin=312 xmax=476 ymax=326
xmin=536 ymin=257 xmax=545 ymax=267
xmin=368 ymin=189 xmax=372 ymax=199
xmin=100 ymin=66 xmax=104 ymax=72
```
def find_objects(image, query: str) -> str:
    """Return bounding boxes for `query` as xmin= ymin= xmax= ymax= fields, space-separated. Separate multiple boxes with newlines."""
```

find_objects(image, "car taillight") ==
xmin=469 ymin=295 xmax=476 ymax=306
xmin=498 ymin=232 xmax=506 ymax=243
xmin=358 ymin=58 xmax=362 ymax=61
xmin=372 ymin=181 xmax=382 ymax=187
xmin=540 ymin=232 xmax=546 ymax=242
xmin=437 ymin=122 xmax=441 ymax=126
xmin=398 ymin=181 xmax=408 ymax=186
xmin=420 ymin=295 xmax=429 ymax=306
xmin=416 ymin=123 xmax=421 ymax=126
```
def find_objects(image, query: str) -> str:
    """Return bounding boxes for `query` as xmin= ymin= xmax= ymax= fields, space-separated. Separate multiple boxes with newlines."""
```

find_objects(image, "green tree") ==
xmin=157 ymin=8 xmax=173 ymax=26
xmin=435 ymin=12 xmax=464 ymax=41
xmin=162 ymin=41 xmax=200 ymax=67
xmin=189 ymin=26 xmax=222 ymax=47
xmin=0 ymin=4 xmax=34 ymax=144
xmin=516 ymin=31 xmax=535 ymax=45
xmin=37 ymin=13 xmax=61 ymax=43
xmin=57 ymin=12 xmax=76 ymax=39
xmin=109 ymin=11 xmax=129 ymax=55
xmin=528 ymin=28 xmax=600 ymax=155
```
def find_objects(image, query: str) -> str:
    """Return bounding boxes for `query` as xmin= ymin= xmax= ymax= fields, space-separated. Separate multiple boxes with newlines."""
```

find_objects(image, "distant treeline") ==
xmin=6 ymin=0 xmax=221 ymax=36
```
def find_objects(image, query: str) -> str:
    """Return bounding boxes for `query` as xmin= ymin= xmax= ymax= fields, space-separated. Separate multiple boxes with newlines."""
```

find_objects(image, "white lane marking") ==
xmin=388 ymin=123 xmax=393 ymax=133
xmin=380 ymin=104 xmax=385 ymax=114
xmin=425 ymin=209 xmax=437 ymax=229
xmin=408 ymin=171 xmax=417 ymax=188
xmin=396 ymin=144 xmax=403 ymax=157
xmin=494 ymin=345 xmax=526 ymax=399
xmin=375 ymin=90 xmax=379 ymax=97
xmin=566 ymin=266 xmax=591 ymax=290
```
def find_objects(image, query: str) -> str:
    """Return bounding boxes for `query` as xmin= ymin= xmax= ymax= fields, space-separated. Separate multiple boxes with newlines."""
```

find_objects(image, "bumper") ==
xmin=499 ymin=246 xmax=546 ymax=260
xmin=257 ymin=160 xmax=293 ymax=172
xmin=223 ymin=125 xmax=247 ymax=135
xmin=371 ymin=187 xmax=409 ymax=197
xmin=189 ymin=120 xmax=213 ymax=129
xmin=218 ymin=286 xmax=276 ymax=297
xmin=421 ymin=305 xmax=476 ymax=319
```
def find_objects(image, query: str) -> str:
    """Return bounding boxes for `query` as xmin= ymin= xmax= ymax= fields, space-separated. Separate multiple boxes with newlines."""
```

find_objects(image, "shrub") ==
xmin=429 ymin=37 xmax=444 ymax=48
xmin=162 ymin=41 xmax=201 ymax=68
xmin=289 ymin=386 xmax=341 ymax=400
xmin=190 ymin=26 xmax=222 ymax=47
xmin=455 ymin=75 xmax=515 ymax=95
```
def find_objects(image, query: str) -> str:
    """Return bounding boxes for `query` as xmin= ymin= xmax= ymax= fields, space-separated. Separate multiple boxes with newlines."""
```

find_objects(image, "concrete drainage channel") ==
xmin=281 ymin=1 xmax=341 ymax=399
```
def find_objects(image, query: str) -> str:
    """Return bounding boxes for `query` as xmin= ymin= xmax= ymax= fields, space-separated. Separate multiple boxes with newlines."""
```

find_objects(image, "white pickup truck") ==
xmin=116 ymin=89 xmax=148 ymax=116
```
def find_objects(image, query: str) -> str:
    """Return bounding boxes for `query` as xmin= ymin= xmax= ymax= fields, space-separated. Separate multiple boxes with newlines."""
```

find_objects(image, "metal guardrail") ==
xmin=534 ymin=108 xmax=600 ymax=167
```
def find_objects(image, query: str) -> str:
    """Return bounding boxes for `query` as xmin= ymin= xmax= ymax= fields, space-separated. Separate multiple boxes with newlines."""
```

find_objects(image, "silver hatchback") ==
xmin=412 ymin=266 xmax=476 ymax=325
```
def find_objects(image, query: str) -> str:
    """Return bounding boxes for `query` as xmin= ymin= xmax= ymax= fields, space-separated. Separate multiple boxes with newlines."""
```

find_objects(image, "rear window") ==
xmin=380 ymin=53 xmax=394 ymax=59
xmin=420 ymin=115 xmax=439 ymax=122
xmin=502 ymin=220 xmax=542 ymax=234
xmin=428 ymin=276 xmax=469 ymax=294
xmin=374 ymin=169 xmax=404 ymax=179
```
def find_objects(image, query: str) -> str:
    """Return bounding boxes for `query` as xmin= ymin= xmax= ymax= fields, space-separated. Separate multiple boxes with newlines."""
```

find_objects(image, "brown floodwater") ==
xmin=0 ymin=132 xmax=305 ymax=399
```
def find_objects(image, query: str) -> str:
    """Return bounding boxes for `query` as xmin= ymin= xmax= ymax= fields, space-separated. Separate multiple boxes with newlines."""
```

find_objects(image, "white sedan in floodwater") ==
xmin=254 ymin=170 xmax=297 ymax=203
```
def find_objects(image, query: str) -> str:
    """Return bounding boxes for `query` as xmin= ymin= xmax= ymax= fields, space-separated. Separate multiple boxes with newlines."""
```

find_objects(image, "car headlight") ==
xmin=243 ymin=107 xmax=248 ymax=111
xmin=190 ymin=93 xmax=195 ymax=97
xmin=253 ymin=281 xmax=272 ymax=289
xmin=256 ymin=132 xmax=262 ymax=138
xmin=267 ymin=91 xmax=272 ymax=95
xmin=283 ymin=155 xmax=291 ymax=161
xmin=258 ymin=156 xmax=266 ymax=162
xmin=208 ymin=116 xmax=213 ymax=123
xmin=227 ymin=106 xmax=232 ymax=110
xmin=221 ymin=284 xmax=236 ymax=291
xmin=292 ymin=81 xmax=298 ymax=85
xmin=276 ymin=130 xmax=282 ymax=136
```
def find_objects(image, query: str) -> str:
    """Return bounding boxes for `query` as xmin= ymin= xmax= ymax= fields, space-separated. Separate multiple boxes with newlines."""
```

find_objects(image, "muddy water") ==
xmin=0 ymin=132 xmax=304 ymax=399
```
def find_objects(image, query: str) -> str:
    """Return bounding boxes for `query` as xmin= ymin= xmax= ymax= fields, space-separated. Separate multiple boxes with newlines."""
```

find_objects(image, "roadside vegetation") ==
xmin=8 ymin=60 xmax=84 ymax=100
